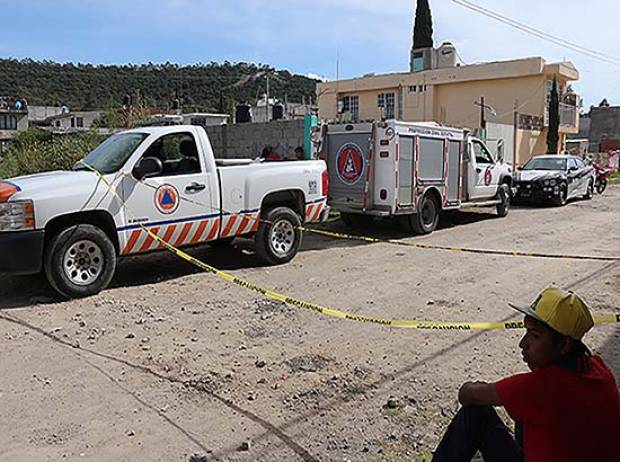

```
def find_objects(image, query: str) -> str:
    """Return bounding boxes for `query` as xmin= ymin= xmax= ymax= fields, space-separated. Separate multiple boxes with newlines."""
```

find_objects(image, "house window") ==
xmin=71 ymin=117 xmax=75 ymax=128
xmin=0 ymin=115 xmax=17 ymax=130
xmin=342 ymin=95 xmax=359 ymax=120
xmin=377 ymin=92 xmax=395 ymax=119
xmin=76 ymin=117 xmax=84 ymax=128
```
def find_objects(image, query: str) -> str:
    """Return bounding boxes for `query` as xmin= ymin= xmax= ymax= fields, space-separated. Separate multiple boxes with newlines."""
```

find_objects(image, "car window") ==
xmin=472 ymin=141 xmax=494 ymax=164
xmin=141 ymin=132 xmax=201 ymax=177
xmin=523 ymin=157 xmax=567 ymax=171
xmin=574 ymin=158 xmax=585 ymax=168
xmin=567 ymin=158 xmax=578 ymax=170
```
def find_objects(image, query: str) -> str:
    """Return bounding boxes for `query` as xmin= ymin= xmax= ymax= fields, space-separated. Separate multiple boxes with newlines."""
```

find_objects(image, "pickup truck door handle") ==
xmin=185 ymin=182 xmax=206 ymax=192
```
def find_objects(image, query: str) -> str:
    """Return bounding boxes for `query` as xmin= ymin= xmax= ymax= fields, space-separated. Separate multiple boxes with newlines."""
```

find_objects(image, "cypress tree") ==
xmin=547 ymin=77 xmax=560 ymax=153
xmin=413 ymin=0 xmax=434 ymax=50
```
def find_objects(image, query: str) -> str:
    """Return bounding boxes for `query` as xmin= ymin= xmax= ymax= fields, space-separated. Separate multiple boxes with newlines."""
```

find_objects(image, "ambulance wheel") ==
xmin=340 ymin=212 xmax=373 ymax=228
xmin=255 ymin=207 xmax=302 ymax=265
xmin=496 ymin=184 xmax=510 ymax=217
xmin=407 ymin=195 xmax=439 ymax=235
xmin=44 ymin=224 xmax=117 ymax=299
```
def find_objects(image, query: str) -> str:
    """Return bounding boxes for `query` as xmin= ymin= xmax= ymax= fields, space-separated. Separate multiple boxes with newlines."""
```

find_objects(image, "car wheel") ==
xmin=554 ymin=183 xmax=568 ymax=206
xmin=44 ymin=224 xmax=117 ymax=299
xmin=254 ymin=207 xmax=302 ymax=265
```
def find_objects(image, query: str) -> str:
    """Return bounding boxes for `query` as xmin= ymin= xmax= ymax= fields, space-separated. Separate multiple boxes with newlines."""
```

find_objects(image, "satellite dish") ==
xmin=14 ymin=100 xmax=23 ymax=110
xmin=60 ymin=105 xmax=70 ymax=114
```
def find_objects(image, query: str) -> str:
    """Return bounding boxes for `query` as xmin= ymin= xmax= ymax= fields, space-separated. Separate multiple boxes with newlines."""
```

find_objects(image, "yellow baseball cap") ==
xmin=509 ymin=287 xmax=594 ymax=340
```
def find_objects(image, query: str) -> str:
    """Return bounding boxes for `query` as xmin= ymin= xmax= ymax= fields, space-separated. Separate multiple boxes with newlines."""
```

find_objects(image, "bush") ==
xmin=0 ymin=129 xmax=107 ymax=179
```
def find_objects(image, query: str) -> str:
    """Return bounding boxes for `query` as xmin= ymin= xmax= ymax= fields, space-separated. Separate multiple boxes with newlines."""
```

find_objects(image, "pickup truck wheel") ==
xmin=255 ymin=207 xmax=302 ymax=265
xmin=496 ymin=184 xmax=510 ymax=217
xmin=407 ymin=195 xmax=439 ymax=235
xmin=44 ymin=224 xmax=116 ymax=299
xmin=340 ymin=212 xmax=373 ymax=228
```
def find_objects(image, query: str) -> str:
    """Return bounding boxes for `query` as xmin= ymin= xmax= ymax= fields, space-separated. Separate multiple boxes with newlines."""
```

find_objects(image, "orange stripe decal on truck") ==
xmin=190 ymin=220 xmax=209 ymax=244
xmin=237 ymin=214 xmax=251 ymax=235
xmin=222 ymin=215 xmax=238 ymax=238
xmin=139 ymin=227 xmax=160 ymax=253
xmin=206 ymin=218 xmax=220 ymax=241
xmin=159 ymin=225 xmax=177 ymax=249
xmin=123 ymin=230 xmax=142 ymax=255
xmin=174 ymin=222 xmax=194 ymax=247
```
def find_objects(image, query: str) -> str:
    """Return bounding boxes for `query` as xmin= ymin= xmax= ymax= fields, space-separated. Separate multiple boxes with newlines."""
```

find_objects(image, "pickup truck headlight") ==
xmin=0 ymin=201 xmax=35 ymax=232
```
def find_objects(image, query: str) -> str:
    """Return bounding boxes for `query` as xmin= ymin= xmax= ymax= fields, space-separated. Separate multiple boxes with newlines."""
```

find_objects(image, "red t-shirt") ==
xmin=495 ymin=355 xmax=620 ymax=462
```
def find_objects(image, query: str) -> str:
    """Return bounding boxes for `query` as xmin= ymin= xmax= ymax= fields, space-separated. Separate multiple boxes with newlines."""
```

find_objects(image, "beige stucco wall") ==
xmin=317 ymin=57 xmax=579 ymax=164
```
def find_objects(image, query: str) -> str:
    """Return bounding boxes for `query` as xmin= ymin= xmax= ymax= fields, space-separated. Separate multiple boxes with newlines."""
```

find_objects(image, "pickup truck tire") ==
xmin=44 ymin=224 xmax=116 ymax=299
xmin=405 ymin=194 xmax=439 ymax=235
xmin=340 ymin=212 xmax=373 ymax=228
xmin=496 ymin=184 xmax=510 ymax=217
xmin=254 ymin=207 xmax=302 ymax=265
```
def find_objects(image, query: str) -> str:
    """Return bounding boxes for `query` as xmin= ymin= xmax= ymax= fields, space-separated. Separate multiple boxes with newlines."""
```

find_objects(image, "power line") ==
xmin=451 ymin=0 xmax=620 ymax=66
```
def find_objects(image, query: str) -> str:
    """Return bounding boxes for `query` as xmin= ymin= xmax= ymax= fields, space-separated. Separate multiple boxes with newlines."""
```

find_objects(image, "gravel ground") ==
xmin=1 ymin=187 xmax=619 ymax=462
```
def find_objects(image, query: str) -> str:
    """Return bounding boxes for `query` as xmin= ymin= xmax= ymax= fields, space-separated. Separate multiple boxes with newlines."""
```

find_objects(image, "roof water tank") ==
xmin=436 ymin=42 xmax=457 ymax=69
xmin=235 ymin=104 xmax=252 ymax=124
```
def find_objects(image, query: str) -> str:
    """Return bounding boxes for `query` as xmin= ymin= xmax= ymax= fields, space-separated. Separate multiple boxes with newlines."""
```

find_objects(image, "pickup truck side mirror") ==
xmin=132 ymin=157 xmax=163 ymax=180
xmin=569 ymin=166 xmax=578 ymax=172
xmin=516 ymin=166 xmax=523 ymax=171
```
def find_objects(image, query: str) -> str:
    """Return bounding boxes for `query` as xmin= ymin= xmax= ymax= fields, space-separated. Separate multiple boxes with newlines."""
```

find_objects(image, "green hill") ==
xmin=0 ymin=58 xmax=318 ymax=112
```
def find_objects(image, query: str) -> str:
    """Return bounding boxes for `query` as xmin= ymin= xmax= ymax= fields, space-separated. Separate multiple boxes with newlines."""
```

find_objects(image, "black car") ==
xmin=512 ymin=155 xmax=595 ymax=206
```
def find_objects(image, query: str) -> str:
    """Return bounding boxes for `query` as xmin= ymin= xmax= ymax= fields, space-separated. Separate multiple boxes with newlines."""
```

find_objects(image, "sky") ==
xmin=1 ymin=0 xmax=619 ymax=108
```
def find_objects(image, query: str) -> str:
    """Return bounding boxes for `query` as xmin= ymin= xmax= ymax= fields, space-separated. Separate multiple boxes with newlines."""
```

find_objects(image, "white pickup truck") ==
xmin=0 ymin=125 xmax=329 ymax=298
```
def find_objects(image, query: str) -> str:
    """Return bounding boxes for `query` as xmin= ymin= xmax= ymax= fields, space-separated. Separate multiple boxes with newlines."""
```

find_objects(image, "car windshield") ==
xmin=523 ymin=157 xmax=567 ymax=171
xmin=73 ymin=132 xmax=149 ymax=174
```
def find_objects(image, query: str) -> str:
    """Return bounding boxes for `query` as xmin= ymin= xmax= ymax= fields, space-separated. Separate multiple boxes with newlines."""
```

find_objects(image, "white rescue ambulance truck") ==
xmin=321 ymin=121 xmax=512 ymax=234
xmin=0 ymin=125 xmax=328 ymax=298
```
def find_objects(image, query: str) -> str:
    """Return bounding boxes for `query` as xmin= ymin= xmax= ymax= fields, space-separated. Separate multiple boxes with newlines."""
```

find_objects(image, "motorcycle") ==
xmin=593 ymin=163 xmax=610 ymax=194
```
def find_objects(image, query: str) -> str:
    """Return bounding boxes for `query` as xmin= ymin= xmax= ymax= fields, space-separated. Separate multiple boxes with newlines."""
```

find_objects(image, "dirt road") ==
xmin=1 ymin=189 xmax=619 ymax=462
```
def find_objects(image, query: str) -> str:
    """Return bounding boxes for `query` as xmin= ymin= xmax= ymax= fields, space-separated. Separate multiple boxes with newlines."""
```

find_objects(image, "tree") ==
xmin=547 ymin=77 xmax=560 ymax=153
xmin=413 ymin=0 xmax=434 ymax=50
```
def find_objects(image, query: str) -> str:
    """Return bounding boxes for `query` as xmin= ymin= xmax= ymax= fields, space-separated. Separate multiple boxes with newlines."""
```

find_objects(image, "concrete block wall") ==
xmin=205 ymin=119 xmax=305 ymax=159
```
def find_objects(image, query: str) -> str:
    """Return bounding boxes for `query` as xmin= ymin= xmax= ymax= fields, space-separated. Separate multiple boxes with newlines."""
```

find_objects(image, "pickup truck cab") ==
xmin=0 ymin=125 xmax=328 ymax=298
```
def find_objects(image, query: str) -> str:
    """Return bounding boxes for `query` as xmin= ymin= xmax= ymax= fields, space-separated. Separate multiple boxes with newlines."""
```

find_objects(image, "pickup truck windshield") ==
xmin=74 ymin=132 xmax=148 ymax=174
xmin=523 ymin=158 xmax=567 ymax=171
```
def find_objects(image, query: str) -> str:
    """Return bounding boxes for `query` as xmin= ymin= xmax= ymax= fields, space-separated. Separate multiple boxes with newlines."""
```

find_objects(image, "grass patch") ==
xmin=609 ymin=173 xmax=620 ymax=186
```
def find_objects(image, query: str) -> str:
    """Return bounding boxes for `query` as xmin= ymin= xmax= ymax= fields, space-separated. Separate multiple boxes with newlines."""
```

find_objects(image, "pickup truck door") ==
xmin=467 ymin=139 xmax=501 ymax=199
xmin=119 ymin=131 xmax=218 ymax=255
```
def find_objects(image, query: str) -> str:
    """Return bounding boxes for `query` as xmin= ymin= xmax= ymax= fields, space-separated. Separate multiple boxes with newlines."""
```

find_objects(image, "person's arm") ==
xmin=458 ymin=381 xmax=502 ymax=406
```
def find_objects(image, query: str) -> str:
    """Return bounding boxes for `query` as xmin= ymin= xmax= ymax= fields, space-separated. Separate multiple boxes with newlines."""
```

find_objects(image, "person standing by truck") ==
xmin=432 ymin=287 xmax=620 ymax=462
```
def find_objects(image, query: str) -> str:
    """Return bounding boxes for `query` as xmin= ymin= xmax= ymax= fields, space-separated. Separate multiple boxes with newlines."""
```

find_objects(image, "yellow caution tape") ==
xmin=112 ymin=168 xmax=620 ymax=262
xmin=302 ymin=228 xmax=620 ymax=262
xmin=81 ymin=162 xmax=620 ymax=330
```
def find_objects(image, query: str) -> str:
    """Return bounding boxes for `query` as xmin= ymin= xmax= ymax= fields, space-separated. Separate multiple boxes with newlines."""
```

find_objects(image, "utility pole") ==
xmin=513 ymin=99 xmax=519 ymax=169
xmin=266 ymin=74 xmax=270 ymax=123
xmin=479 ymin=96 xmax=486 ymax=130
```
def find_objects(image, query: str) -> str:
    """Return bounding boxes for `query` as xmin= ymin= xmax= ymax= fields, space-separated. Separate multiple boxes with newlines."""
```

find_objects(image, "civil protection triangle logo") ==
xmin=336 ymin=143 xmax=365 ymax=185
